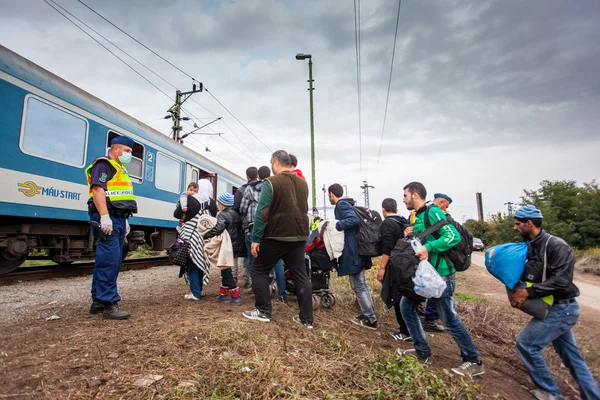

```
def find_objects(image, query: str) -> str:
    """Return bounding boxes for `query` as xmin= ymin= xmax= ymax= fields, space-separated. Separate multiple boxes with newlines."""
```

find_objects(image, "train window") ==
xmin=20 ymin=96 xmax=88 ymax=167
xmin=107 ymin=131 xmax=144 ymax=183
xmin=155 ymin=152 xmax=181 ymax=193
xmin=191 ymin=169 xmax=199 ymax=183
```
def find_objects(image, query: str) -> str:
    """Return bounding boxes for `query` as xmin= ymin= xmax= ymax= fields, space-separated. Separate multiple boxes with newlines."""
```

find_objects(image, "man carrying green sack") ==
xmin=511 ymin=205 xmax=599 ymax=400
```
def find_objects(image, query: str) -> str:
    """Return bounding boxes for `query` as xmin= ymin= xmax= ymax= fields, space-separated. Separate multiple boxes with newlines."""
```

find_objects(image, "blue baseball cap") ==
xmin=514 ymin=205 xmax=543 ymax=220
xmin=110 ymin=135 xmax=134 ymax=148
xmin=434 ymin=193 xmax=453 ymax=204
xmin=217 ymin=192 xmax=234 ymax=207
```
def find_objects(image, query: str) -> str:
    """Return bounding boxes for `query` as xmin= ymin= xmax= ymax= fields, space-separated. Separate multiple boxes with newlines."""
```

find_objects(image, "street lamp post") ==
xmin=296 ymin=53 xmax=316 ymax=210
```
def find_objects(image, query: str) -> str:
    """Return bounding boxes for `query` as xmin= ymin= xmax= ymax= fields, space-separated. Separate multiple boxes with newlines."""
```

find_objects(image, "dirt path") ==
xmin=0 ymin=260 xmax=598 ymax=399
xmin=471 ymin=252 xmax=600 ymax=310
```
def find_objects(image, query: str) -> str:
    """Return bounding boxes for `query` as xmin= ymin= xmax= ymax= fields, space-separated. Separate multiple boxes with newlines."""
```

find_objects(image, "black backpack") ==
xmin=387 ymin=220 xmax=445 ymax=301
xmin=353 ymin=206 xmax=383 ymax=257
xmin=423 ymin=206 xmax=473 ymax=272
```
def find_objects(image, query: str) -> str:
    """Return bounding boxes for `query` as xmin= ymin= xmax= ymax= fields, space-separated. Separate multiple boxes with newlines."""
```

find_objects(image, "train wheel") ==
xmin=0 ymin=250 xmax=27 ymax=275
xmin=321 ymin=293 xmax=336 ymax=308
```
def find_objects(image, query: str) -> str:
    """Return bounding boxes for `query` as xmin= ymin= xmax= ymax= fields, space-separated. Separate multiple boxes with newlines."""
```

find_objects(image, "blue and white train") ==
xmin=0 ymin=45 xmax=246 ymax=274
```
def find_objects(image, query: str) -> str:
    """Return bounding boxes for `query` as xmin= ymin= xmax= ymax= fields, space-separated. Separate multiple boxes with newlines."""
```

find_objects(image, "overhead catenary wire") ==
xmin=49 ymin=0 xmax=178 ymax=93
xmin=43 ymin=0 xmax=173 ymax=102
xmin=45 ymin=0 xmax=250 ymax=164
xmin=77 ymin=0 xmax=195 ymax=82
xmin=204 ymin=88 xmax=273 ymax=154
xmin=375 ymin=0 xmax=402 ymax=174
xmin=76 ymin=0 xmax=272 ymax=156
xmin=353 ymin=0 xmax=363 ymax=179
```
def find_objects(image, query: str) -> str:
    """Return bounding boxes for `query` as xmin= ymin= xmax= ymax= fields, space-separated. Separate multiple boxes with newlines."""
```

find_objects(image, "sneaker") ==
xmin=530 ymin=389 xmax=561 ymax=400
xmin=102 ymin=303 xmax=130 ymax=320
xmin=184 ymin=294 xmax=200 ymax=301
xmin=423 ymin=319 xmax=445 ymax=332
xmin=417 ymin=303 xmax=426 ymax=316
xmin=242 ymin=309 xmax=270 ymax=322
xmin=387 ymin=331 xmax=413 ymax=342
xmin=451 ymin=361 xmax=484 ymax=377
xmin=399 ymin=348 xmax=432 ymax=365
xmin=350 ymin=315 xmax=377 ymax=330
xmin=89 ymin=301 xmax=105 ymax=314
xmin=277 ymin=295 xmax=289 ymax=304
xmin=292 ymin=314 xmax=313 ymax=329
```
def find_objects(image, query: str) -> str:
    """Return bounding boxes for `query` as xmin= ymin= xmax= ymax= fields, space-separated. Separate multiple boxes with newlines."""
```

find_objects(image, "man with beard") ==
xmin=400 ymin=182 xmax=483 ymax=377
xmin=512 ymin=205 xmax=599 ymax=400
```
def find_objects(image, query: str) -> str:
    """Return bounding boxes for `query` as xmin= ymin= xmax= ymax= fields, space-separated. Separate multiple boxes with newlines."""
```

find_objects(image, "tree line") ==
xmin=463 ymin=180 xmax=600 ymax=250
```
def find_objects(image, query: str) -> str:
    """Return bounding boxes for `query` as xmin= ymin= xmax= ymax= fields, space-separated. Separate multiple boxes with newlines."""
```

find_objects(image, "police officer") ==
xmin=85 ymin=136 xmax=137 ymax=320
xmin=512 ymin=205 xmax=599 ymax=400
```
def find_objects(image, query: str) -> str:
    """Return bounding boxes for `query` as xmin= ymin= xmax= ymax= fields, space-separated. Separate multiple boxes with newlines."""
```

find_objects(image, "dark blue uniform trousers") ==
xmin=90 ymin=213 xmax=126 ymax=305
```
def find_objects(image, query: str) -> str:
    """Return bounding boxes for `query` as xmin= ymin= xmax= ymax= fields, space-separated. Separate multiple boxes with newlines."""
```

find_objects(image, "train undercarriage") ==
xmin=0 ymin=217 xmax=176 ymax=274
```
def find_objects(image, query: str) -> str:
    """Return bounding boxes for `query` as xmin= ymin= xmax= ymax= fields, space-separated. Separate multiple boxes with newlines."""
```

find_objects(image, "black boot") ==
xmin=89 ymin=301 xmax=105 ymax=314
xmin=103 ymin=303 xmax=130 ymax=320
xmin=423 ymin=319 xmax=445 ymax=332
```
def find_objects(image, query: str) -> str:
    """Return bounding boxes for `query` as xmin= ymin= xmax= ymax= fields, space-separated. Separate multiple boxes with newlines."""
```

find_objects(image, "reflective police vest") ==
xmin=85 ymin=156 xmax=137 ymax=213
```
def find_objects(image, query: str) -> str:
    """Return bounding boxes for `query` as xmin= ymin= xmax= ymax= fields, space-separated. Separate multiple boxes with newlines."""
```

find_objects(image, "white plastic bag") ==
xmin=411 ymin=238 xmax=447 ymax=298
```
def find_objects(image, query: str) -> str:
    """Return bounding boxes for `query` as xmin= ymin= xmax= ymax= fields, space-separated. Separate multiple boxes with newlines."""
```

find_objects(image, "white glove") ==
xmin=100 ymin=214 xmax=113 ymax=235
xmin=126 ymin=220 xmax=131 ymax=236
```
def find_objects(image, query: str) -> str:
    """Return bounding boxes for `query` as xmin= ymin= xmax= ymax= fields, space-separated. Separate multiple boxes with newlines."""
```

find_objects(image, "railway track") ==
xmin=0 ymin=256 xmax=173 ymax=283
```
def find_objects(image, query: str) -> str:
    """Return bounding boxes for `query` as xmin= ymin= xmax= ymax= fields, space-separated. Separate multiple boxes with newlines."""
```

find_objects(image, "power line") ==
xmin=77 ymin=0 xmax=195 ymax=81
xmin=375 ymin=0 xmax=402 ymax=174
xmin=43 ymin=0 xmax=173 ymax=101
xmin=50 ymin=0 xmax=178 ymax=92
xmin=46 ymin=0 xmax=255 ymax=166
xmin=76 ymin=0 xmax=271 ymax=155
xmin=353 ymin=0 xmax=363 ymax=179
xmin=204 ymin=88 xmax=273 ymax=154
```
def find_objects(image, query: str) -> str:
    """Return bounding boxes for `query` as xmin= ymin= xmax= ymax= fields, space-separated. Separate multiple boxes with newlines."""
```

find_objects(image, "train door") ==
xmin=185 ymin=163 xmax=200 ymax=186
xmin=200 ymin=171 xmax=217 ymax=198
xmin=186 ymin=164 xmax=217 ymax=198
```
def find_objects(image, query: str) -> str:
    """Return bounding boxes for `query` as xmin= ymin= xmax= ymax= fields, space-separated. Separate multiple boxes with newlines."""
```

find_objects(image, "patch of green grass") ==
xmin=127 ymin=246 xmax=165 ymax=259
xmin=454 ymin=292 xmax=490 ymax=304
xmin=368 ymin=354 xmax=480 ymax=399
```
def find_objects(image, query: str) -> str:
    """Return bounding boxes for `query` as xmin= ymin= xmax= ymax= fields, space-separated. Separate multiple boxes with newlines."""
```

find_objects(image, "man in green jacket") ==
xmin=242 ymin=150 xmax=313 ymax=328
xmin=399 ymin=182 xmax=484 ymax=377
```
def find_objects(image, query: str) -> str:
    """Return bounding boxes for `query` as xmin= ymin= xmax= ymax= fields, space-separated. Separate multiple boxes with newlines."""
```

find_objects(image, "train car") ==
xmin=0 ymin=45 xmax=246 ymax=274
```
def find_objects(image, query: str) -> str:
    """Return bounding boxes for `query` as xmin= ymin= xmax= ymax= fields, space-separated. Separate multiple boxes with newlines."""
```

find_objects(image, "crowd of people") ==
xmin=86 ymin=138 xmax=598 ymax=400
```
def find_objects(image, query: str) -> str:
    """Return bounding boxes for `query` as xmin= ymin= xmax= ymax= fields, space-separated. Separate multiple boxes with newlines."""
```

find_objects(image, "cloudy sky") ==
xmin=2 ymin=0 xmax=599 ymax=221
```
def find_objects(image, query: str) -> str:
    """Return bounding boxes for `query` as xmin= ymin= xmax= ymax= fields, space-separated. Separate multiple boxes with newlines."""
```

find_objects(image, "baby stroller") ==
xmin=283 ymin=228 xmax=336 ymax=309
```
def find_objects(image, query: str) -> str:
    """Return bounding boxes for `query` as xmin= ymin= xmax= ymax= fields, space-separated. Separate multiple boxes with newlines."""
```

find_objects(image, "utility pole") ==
xmin=167 ymin=82 xmax=204 ymax=141
xmin=322 ymin=184 xmax=327 ymax=220
xmin=308 ymin=57 xmax=316 ymax=210
xmin=295 ymin=53 xmax=316 ymax=210
xmin=476 ymin=192 xmax=484 ymax=222
xmin=504 ymin=201 xmax=514 ymax=216
xmin=360 ymin=180 xmax=374 ymax=209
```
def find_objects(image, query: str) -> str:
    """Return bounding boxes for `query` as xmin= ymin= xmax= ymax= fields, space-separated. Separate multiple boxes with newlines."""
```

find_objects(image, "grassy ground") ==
xmin=575 ymin=248 xmax=600 ymax=275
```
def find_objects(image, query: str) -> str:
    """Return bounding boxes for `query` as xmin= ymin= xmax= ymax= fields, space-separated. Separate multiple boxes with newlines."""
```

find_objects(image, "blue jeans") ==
xmin=90 ymin=213 xmax=126 ymax=304
xmin=187 ymin=268 xmax=203 ymax=298
xmin=274 ymin=259 xmax=286 ymax=297
xmin=349 ymin=270 xmax=376 ymax=323
xmin=402 ymin=274 xmax=480 ymax=362
xmin=516 ymin=301 xmax=600 ymax=399
xmin=246 ymin=232 xmax=285 ymax=295
xmin=425 ymin=298 xmax=439 ymax=320
xmin=245 ymin=233 xmax=254 ymax=285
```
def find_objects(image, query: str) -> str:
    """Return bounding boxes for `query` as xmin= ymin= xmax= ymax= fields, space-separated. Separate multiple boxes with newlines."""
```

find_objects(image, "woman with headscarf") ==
xmin=174 ymin=179 xmax=217 ymax=300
